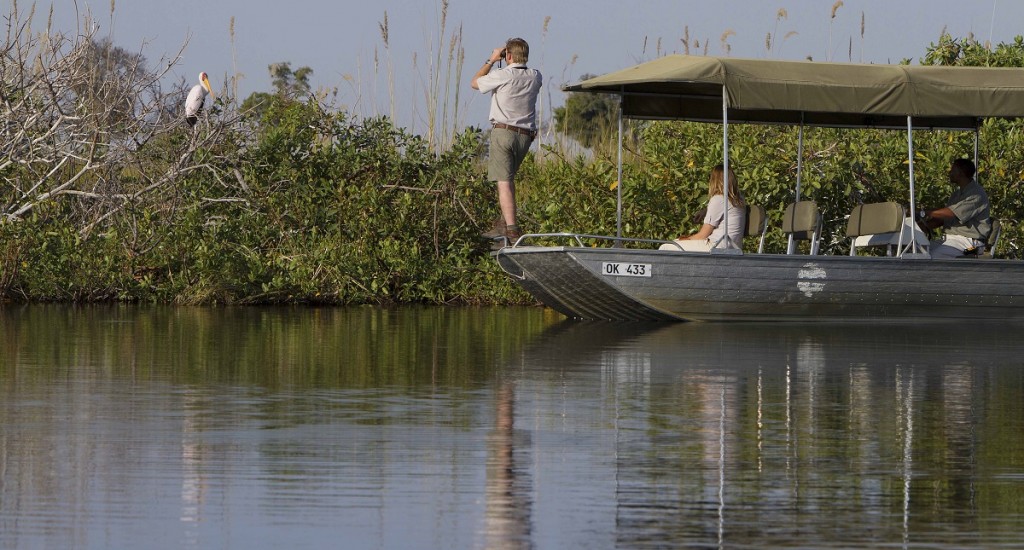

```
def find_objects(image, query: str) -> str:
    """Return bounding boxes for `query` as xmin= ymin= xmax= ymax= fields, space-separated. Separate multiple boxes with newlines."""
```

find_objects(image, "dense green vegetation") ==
xmin=3 ymin=24 xmax=1024 ymax=305
xmin=2 ymin=103 xmax=515 ymax=304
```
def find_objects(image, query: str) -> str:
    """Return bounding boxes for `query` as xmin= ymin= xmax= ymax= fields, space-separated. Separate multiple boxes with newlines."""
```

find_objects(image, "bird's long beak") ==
xmin=202 ymin=74 xmax=215 ymax=100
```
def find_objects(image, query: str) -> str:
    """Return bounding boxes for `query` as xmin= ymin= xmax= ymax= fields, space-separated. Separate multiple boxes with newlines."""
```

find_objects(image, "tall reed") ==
xmin=768 ymin=9 xmax=797 ymax=58
xmin=828 ymin=1 xmax=844 ymax=61
xmin=444 ymin=20 xmax=465 ymax=151
xmin=425 ymin=0 xmax=448 ymax=151
xmin=378 ymin=11 xmax=395 ymax=122
xmin=859 ymin=11 xmax=865 ymax=62
xmin=537 ymin=15 xmax=551 ymax=152
xmin=229 ymin=17 xmax=240 ymax=100
xmin=721 ymin=29 xmax=735 ymax=55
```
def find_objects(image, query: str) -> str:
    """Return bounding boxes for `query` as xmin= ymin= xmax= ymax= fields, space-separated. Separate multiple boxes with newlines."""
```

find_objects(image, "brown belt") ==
xmin=492 ymin=122 xmax=537 ymax=138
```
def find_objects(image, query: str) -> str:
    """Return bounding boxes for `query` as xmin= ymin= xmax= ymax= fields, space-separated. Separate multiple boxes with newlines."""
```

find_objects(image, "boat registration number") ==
xmin=601 ymin=262 xmax=652 ymax=277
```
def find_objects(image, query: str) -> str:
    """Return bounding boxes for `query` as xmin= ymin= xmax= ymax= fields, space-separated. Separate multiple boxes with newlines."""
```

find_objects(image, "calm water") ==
xmin=1 ymin=305 xmax=1023 ymax=549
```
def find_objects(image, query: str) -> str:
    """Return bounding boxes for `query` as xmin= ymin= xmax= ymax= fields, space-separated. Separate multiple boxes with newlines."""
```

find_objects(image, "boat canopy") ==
xmin=564 ymin=55 xmax=1024 ymax=129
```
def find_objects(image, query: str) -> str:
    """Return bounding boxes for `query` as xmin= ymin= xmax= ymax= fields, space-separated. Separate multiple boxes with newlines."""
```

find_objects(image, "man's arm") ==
xmin=921 ymin=207 xmax=957 ymax=230
xmin=471 ymin=47 xmax=505 ymax=90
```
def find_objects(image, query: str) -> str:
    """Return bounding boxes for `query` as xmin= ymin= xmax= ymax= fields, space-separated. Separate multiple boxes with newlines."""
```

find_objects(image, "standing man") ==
xmin=919 ymin=158 xmax=992 ymax=258
xmin=471 ymin=37 xmax=542 ymax=243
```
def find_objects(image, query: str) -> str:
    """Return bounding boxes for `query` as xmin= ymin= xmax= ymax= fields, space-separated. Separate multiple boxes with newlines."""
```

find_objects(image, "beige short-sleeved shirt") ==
xmin=475 ymin=64 xmax=542 ymax=130
xmin=944 ymin=178 xmax=991 ymax=240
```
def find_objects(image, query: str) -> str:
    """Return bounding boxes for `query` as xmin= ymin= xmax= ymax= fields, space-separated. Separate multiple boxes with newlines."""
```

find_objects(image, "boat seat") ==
xmin=978 ymin=218 xmax=1001 ymax=259
xmin=782 ymin=200 xmax=822 ymax=255
xmin=846 ymin=201 xmax=905 ymax=256
xmin=745 ymin=204 xmax=768 ymax=253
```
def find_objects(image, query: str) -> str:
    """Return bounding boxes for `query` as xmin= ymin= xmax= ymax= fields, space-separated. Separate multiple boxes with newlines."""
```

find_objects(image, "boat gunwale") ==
xmin=496 ymin=242 xmax=1024 ymax=321
xmin=497 ymin=232 xmax=1024 ymax=266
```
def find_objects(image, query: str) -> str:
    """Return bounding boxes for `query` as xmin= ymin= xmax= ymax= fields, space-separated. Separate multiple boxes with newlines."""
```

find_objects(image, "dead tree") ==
xmin=1 ymin=3 xmax=241 ymax=242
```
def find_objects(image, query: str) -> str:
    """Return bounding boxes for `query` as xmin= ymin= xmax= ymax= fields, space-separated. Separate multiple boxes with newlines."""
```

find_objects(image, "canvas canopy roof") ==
xmin=564 ymin=55 xmax=1024 ymax=129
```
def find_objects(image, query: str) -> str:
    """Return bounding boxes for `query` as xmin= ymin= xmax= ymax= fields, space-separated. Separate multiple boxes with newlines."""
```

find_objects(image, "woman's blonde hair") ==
xmin=708 ymin=164 xmax=744 ymax=207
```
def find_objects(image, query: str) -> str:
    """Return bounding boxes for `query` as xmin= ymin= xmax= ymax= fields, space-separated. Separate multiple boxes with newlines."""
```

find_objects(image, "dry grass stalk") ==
xmin=828 ymin=1 xmax=844 ymax=60
xmin=770 ymin=7 xmax=789 ymax=57
xmin=378 ymin=11 xmax=395 ymax=122
xmin=720 ymin=29 xmax=735 ymax=55
xmin=424 ymin=0 xmax=449 ymax=151
xmin=859 ymin=11 xmax=865 ymax=62
xmin=229 ymin=16 xmax=241 ymax=100
xmin=535 ymin=15 xmax=552 ymax=150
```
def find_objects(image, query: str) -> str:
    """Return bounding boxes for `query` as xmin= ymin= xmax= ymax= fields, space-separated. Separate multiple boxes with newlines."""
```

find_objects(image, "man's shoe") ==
xmin=480 ymin=217 xmax=506 ymax=239
xmin=505 ymin=225 xmax=522 ymax=245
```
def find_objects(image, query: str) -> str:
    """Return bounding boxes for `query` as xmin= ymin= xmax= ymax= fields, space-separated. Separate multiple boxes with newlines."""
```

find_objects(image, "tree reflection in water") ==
xmin=2 ymin=306 xmax=1023 ymax=549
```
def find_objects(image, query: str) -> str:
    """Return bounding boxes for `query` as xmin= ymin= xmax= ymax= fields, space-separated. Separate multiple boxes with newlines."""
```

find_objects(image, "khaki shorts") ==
xmin=487 ymin=128 xmax=533 ymax=182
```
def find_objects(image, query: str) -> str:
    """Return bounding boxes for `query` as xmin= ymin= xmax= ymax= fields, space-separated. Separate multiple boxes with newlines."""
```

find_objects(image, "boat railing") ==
xmin=502 ymin=233 xmax=749 ymax=255
xmin=502 ymin=232 xmax=676 ymax=249
xmin=501 ymin=229 xmax=1003 ymax=261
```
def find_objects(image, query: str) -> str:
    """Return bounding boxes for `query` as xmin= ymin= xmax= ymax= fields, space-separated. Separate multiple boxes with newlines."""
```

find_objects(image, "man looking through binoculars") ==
xmin=471 ymin=37 xmax=543 ymax=244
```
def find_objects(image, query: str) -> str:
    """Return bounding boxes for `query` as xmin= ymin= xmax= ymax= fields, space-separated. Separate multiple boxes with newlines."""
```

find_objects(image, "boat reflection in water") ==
xmin=2 ymin=306 xmax=1022 ymax=548
xmin=499 ymin=319 xmax=1024 ymax=548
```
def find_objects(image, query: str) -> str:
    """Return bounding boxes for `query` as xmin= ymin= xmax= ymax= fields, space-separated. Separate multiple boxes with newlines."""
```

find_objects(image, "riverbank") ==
xmin=5 ymin=34 xmax=1024 ymax=305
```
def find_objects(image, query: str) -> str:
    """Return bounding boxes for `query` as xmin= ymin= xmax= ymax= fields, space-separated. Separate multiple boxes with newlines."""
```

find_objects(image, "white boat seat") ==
xmin=846 ymin=202 xmax=907 ymax=256
xmin=782 ymin=200 xmax=822 ymax=255
xmin=745 ymin=204 xmax=768 ymax=253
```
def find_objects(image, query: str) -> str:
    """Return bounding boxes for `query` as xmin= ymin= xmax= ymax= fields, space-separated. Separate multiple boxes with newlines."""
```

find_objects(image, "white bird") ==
xmin=185 ymin=72 xmax=214 ymax=127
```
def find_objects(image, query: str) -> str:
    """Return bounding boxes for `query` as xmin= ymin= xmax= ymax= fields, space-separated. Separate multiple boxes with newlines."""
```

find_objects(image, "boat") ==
xmin=494 ymin=55 xmax=1024 ymax=321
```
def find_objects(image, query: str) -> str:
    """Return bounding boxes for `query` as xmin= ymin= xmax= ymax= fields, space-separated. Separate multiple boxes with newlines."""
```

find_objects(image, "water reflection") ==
xmin=180 ymin=388 xmax=207 ymax=548
xmin=1 ymin=306 xmax=1023 ymax=549
xmin=515 ymin=320 xmax=1024 ymax=548
xmin=485 ymin=381 xmax=532 ymax=549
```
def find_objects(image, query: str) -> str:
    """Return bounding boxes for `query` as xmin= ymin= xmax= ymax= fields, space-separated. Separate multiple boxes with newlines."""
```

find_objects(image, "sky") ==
xmin=25 ymin=0 xmax=1024 ymax=134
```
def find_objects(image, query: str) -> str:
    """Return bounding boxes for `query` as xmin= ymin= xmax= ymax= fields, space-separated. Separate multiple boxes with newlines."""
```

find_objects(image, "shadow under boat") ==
xmin=513 ymin=318 xmax=1024 ymax=376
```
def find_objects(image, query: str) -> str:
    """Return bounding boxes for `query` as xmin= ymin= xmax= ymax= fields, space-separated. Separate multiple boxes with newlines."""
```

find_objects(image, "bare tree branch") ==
xmin=2 ymin=2 xmax=238 ymax=235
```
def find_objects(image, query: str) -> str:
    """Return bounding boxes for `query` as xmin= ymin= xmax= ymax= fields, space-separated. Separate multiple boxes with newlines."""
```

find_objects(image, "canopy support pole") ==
xmin=616 ymin=93 xmax=624 ymax=239
xmin=720 ymin=86 xmax=732 ymax=249
xmin=795 ymin=114 xmax=805 ymax=200
xmin=788 ymin=115 xmax=806 ymax=254
xmin=974 ymin=120 xmax=981 ymax=185
xmin=907 ymin=115 xmax=922 ymax=255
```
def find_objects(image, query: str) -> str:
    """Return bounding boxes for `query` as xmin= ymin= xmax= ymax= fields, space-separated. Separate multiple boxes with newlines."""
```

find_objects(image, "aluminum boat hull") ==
xmin=496 ymin=246 xmax=1024 ymax=321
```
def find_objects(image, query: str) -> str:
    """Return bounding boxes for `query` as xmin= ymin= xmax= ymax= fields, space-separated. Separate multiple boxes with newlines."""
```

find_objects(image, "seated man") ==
xmin=918 ymin=158 xmax=992 ymax=258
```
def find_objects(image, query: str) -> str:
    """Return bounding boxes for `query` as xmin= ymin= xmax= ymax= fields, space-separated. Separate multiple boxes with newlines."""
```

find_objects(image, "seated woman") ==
xmin=659 ymin=164 xmax=746 ymax=251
